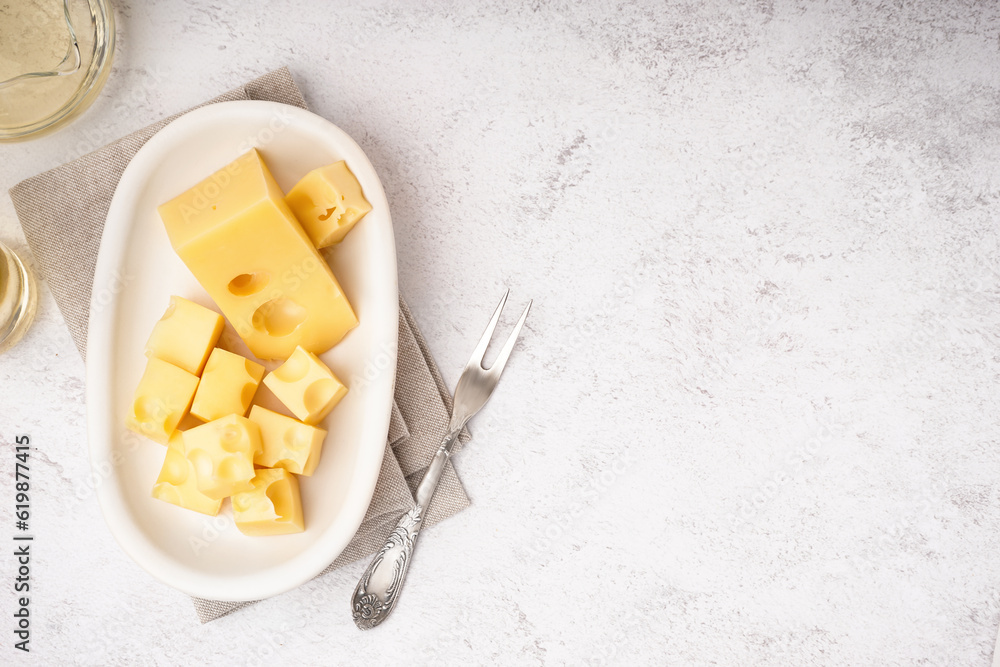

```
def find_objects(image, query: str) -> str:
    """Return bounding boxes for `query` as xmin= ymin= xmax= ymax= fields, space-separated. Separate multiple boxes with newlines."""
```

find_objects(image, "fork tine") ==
xmin=468 ymin=289 xmax=509 ymax=368
xmin=487 ymin=299 xmax=531 ymax=375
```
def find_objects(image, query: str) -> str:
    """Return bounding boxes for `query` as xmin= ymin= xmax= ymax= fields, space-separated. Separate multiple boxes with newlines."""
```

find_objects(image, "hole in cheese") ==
xmin=240 ymin=381 xmax=258 ymax=411
xmin=227 ymin=272 xmax=270 ymax=297
xmin=303 ymin=378 xmax=339 ymax=417
xmin=266 ymin=478 xmax=293 ymax=521
xmin=188 ymin=449 xmax=214 ymax=482
xmin=251 ymin=298 xmax=307 ymax=338
xmin=283 ymin=428 xmax=310 ymax=451
xmin=231 ymin=493 xmax=251 ymax=512
xmin=274 ymin=458 xmax=299 ymax=472
xmin=160 ymin=448 xmax=190 ymax=486
xmin=133 ymin=396 xmax=168 ymax=432
xmin=272 ymin=350 xmax=310 ymax=383
xmin=153 ymin=484 xmax=182 ymax=506
xmin=217 ymin=454 xmax=253 ymax=483
xmin=317 ymin=207 xmax=338 ymax=222
xmin=219 ymin=424 xmax=245 ymax=452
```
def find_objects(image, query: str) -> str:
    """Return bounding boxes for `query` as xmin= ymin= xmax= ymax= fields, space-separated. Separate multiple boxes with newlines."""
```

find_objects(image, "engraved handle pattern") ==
xmin=351 ymin=505 xmax=424 ymax=629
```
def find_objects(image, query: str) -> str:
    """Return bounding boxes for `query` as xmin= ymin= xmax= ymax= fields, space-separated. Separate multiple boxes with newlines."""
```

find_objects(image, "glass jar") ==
xmin=0 ymin=0 xmax=115 ymax=142
xmin=0 ymin=243 xmax=37 ymax=354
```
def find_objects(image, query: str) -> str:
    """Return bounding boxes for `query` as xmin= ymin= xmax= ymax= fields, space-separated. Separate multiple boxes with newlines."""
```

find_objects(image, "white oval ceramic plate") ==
xmin=87 ymin=101 xmax=397 ymax=601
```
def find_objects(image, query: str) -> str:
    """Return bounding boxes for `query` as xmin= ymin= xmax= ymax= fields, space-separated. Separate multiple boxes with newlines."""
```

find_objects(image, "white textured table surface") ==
xmin=3 ymin=1 xmax=1000 ymax=664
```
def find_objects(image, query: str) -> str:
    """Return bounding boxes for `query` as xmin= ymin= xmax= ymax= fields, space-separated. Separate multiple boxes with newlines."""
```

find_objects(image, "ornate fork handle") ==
xmin=351 ymin=430 xmax=458 ymax=629
xmin=351 ymin=504 xmax=424 ymax=629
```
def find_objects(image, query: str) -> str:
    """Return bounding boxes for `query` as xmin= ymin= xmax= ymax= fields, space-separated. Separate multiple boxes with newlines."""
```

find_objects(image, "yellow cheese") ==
xmin=248 ymin=405 xmax=327 ymax=476
xmin=285 ymin=161 xmax=372 ymax=248
xmin=190 ymin=348 xmax=265 ymax=422
xmin=144 ymin=296 xmax=224 ymax=375
xmin=157 ymin=149 xmax=358 ymax=360
xmin=231 ymin=468 xmax=305 ymax=536
xmin=125 ymin=358 xmax=200 ymax=445
xmin=182 ymin=415 xmax=262 ymax=500
xmin=151 ymin=432 xmax=222 ymax=516
xmin=262 ymin=345 xmax=347 ymax=425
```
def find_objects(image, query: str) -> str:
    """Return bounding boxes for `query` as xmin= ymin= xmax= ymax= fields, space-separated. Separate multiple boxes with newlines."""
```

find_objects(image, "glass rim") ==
xmin=0 ymin=0 xmax=116 ymax=143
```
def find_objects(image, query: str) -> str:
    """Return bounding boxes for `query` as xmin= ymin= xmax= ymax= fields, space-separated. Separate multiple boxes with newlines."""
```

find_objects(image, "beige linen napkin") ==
xmin=9 ymin=67 xmax=471 ymax=623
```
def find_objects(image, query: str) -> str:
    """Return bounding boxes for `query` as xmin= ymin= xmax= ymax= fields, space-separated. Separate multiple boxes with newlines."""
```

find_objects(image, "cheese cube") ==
xmin=151 ymin=432 xmax=222 ymax=516
xmin=182 ymin=415 xmax=262 ymax=500
xmin=231 ymin=468 xmax=305 ymax=536
xmin=262 ymin=345 xmax=347 ymax=425
xmin=248 ymin=405 xmax=327 ymax=476
xmin=125 ymin=358 xmax=200 ymax=445
xmin=144 ymin=296 xmax=224 ymax=375
xmin=285 ymin=161 xmax=372 ymax=248
xmin=190 ymin=348 xmax=265 ymax=422
xmin=157 ymin=149 xmax=359 ymax=360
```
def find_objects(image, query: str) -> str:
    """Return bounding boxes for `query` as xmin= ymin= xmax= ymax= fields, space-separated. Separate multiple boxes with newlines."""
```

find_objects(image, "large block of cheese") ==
xmin=151 ymin=433 xmax=222 ymax=516
xmin=232 ymin=468 xmax=305 ymax=536
xmin=190 ymin=348 xmax=265 ymax=422
xmin=262 ymin=345 xmax=347 ymax=425
xmin=182 ymin=415 xmax=262 ymax=500
xmin=285 ymin=161 xmax=372 ymax=248
xmin=157 ymin=149 xmax=358 ymax=360
xmin=125 ymin=358 xmax=200 ymax=445
xmin=144 ymin=296 xmax=224 ymax=375
xmin=248 ymin=405 xmax=327 ymax=476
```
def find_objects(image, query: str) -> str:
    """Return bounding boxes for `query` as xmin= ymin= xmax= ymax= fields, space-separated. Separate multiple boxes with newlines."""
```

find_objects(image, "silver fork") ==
xmin=351 ymin=290 xmax=531 ymax=629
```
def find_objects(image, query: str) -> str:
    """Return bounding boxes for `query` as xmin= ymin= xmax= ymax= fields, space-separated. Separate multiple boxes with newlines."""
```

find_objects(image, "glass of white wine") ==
xmin=0 ymin=0 xmax=115 ymax=141
xmin=0 ymin=243 xmax=37 ymax=354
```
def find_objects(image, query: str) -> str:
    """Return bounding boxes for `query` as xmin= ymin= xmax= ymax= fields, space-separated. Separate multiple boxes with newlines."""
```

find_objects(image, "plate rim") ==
xmin=85 ymin=100 xmax=397 ymax=601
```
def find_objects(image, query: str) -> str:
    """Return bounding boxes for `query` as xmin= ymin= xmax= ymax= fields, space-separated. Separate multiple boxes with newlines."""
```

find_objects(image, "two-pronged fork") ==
xmin=351 ymin=290 xmax=531 ymax=629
